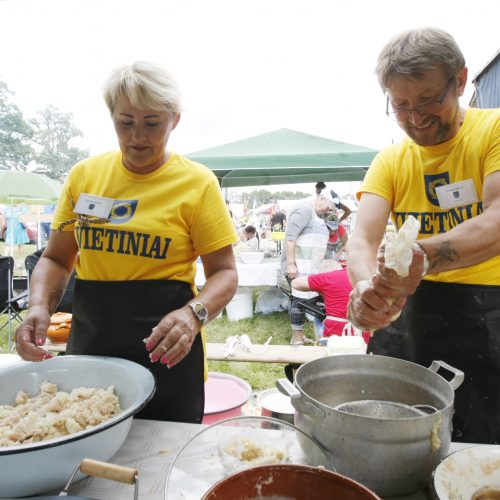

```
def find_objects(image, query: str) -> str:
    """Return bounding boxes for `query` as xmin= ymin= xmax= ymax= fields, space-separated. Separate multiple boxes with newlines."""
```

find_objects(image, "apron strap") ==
xmin=324 ymin=315 xmax=362 ymax=336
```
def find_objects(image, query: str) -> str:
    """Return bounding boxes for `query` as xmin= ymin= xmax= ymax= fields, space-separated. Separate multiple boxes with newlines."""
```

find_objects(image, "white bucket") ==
xmin=225 ymin=287 xmax=253 ymax=321
xmin=259 ymin=388 xmax=295 ymax=424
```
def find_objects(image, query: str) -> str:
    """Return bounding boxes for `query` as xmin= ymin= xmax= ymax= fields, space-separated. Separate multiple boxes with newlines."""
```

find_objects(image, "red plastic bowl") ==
xmin=201 ymin=464 xmax=381 ymax=500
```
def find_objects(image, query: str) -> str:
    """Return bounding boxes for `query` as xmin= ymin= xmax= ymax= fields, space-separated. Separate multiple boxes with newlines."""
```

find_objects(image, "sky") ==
xmin=0 ymin=0 xmax=499 ymax=195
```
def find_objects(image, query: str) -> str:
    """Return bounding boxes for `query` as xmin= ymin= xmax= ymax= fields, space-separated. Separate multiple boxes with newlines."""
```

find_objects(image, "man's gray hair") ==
xmin=375 ymin=27 xmax=466 ymax=91
xmin=102 ymin=61 xmax=182 ymax=117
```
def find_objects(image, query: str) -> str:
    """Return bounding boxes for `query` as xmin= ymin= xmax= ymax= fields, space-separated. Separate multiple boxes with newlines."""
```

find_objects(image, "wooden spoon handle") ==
xmin=80 ymin=458 xmax=137 ymax=484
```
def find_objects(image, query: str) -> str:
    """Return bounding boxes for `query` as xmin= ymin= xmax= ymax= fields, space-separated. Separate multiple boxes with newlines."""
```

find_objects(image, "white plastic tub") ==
xmin=225 ymin=287 xmax=253 ymax=321
xmin=259 ymin=388 xmax=295 ymax=424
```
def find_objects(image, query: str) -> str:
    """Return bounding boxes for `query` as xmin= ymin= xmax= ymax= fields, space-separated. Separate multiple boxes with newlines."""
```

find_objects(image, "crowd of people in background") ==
xmin=227 ymin=182 xmax=356 ymax=347
xmin=229 ymin=186 xmax=353 ymax=256
xmin=230 ymin=203 xmax=286 ymax=243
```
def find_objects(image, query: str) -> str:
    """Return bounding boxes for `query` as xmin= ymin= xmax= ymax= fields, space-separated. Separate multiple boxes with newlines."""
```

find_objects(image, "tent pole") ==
xmin=37 ymin=205 xmax=42 ymax=249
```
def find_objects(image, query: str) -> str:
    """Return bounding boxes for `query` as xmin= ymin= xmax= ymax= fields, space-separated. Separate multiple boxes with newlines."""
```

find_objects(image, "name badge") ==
xmin=74 ymin=194 xmax=114 ymax=218
xmin=435 ymin=179 xmax=478 ymax=210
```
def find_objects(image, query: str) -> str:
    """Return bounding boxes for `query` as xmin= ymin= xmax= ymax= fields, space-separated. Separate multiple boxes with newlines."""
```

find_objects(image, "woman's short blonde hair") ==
xmin=376 ymin=27 xmax=465 ymax=91
xmin=102 ymin=61 xmax=182 ymax=117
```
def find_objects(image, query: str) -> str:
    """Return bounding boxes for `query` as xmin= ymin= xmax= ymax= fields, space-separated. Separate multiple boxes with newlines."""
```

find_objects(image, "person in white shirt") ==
xmin=238 ymin=225 xmax=259 ymax=251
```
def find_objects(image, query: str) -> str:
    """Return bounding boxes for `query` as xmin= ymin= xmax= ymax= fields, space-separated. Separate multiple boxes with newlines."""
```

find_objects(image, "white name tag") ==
xmin=74 ymin=194 xmax=114 ymax=218
xmin=435 ymin=179 xmax=478 ymax=210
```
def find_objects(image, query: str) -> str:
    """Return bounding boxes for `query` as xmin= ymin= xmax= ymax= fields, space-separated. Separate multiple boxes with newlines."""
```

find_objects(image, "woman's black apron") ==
xmin=66 ymin=278 xmax=205 ymax=423
xmin=368 ymin=279 xmax=500 ymax=444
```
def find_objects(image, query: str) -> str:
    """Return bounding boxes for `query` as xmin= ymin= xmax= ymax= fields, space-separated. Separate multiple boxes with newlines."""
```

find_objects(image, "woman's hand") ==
xmin=144 ymin=245 xmax=237 ymax=367
xmin=15 ymin=306 xmax=55 ymax=362
xmin=347 ymin=278 xmax=407 ymax=331
xmin=143 ymin=305 xmax=201 ymax=368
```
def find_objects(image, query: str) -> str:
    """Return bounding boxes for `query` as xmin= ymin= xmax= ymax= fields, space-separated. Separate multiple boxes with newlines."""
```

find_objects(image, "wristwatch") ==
xmin=188 ymin=301 xmax=209 ymax=325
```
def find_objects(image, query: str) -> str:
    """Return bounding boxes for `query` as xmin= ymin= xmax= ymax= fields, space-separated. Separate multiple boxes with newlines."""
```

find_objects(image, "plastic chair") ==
xmin=25 ymin=248 xmax=75 ymax=313
xmin=278 ymin=276 xmax=326 ymax=322
xmin=0 ymin=256 xmax=27 ymax=351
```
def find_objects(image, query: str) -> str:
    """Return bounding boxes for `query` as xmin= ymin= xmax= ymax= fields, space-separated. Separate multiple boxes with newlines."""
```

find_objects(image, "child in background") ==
xmin=236 ymin=225 xmax=259 ymax=251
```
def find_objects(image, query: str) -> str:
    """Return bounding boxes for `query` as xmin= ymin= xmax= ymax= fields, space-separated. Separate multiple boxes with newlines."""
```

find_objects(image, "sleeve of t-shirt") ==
xmin=484 ymin=110 xmax=500 ymax=177
xmin=357 ymin=146 xmax=398 ymax=204
xmin=285 ymin=205 xmax=311 ymax=241
xmin=191 ymin=173 xmax=238 ymax=255
xmin=308 ymin=272 xmax=332 ymax=293
xmin=307 ymin=274 xmax=321 ymax=293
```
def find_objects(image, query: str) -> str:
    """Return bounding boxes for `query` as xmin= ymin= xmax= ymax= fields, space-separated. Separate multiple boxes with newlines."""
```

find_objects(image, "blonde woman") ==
xmin=16 ymin=62 xmax=238 ymax=423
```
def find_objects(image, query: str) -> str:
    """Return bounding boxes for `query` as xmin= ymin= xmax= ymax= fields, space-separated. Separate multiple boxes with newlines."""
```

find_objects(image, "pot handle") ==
xmin=276 ymin=378 xmax=325 ymax=419
xmin=429 ymin=360 xmax=464 ymax=390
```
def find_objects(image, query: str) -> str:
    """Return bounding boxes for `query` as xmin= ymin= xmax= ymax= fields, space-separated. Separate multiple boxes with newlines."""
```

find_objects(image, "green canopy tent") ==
xmin=0 ymin=170 xmax=63 ymax=205
xmin=0 ymin=170 xmax=63 ymax=249
xmin=186 ymin=128 xmax=378 ymax=188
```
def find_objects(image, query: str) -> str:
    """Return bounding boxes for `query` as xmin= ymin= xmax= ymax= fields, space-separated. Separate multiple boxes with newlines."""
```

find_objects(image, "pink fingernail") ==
xmin=150 ymin=353 xmax=159 ymax=363
xmin=160 ymin=356 xmax=169 ymax=365
xmin=36 ymin=338 xmax=45 ymax=346
xmin=167 ymin=362 xmax=173 ymax=369
xmin=145 ymin=341 xmax=154 ymax=351
xmin=43 ymin=352 xmax=54 ymax=360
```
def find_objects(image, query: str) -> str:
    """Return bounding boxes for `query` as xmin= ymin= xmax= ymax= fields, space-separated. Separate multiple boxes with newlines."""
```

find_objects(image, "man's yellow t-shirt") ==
xmin=359 ymin=107 xmax=500 ymax=285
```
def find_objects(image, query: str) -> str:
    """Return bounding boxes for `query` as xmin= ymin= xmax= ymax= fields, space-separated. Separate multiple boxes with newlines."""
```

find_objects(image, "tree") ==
xmin=0 ymin=81 xmax=34 ymax=170
xmin=31 ymin=105 xmax=89 ymax=181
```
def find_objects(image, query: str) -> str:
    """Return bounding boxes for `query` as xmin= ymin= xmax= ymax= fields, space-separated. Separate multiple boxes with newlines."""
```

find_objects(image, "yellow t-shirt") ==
xmin=359 ymin=107 xmax=500 ymax=285
xmin=53 ymin=151 xmax=238 ymax=282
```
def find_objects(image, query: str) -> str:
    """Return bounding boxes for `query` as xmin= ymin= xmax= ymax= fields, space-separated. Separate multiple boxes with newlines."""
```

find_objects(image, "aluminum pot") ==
xmin=277 ymin=354 xmax=464 ymax=497
xmin=0 ymin=355 xmax=155 ymax=498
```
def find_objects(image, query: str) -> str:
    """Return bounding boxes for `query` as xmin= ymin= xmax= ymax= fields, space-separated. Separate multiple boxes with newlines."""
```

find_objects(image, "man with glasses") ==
xmin=347 ymin=28 xmax=500 ymax=444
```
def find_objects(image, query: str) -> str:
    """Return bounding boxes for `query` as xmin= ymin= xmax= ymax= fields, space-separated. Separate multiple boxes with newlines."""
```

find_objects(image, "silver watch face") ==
xmin=191 ymin=301 xmax=208 ymax=321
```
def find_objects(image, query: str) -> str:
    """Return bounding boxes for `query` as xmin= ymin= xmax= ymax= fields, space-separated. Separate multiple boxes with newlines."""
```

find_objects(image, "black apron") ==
xmin=66 ymin=278 xmax=205 ymax=423
xmin=368 ymin=279 xmax=500 ymax=444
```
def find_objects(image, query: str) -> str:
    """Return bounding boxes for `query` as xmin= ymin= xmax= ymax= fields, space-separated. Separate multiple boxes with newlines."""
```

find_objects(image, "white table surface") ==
xmin=57 ymin=418 xmax=473 ymax=500
xmin=195 ymin=259 xmax=280 ymax=288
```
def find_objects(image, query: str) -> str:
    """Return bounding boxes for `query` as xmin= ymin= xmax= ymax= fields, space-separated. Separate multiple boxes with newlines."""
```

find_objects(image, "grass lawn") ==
xmin=206 ymin=311 xmax=315 ymax=391
xmin=1 ymin=287 xmax=315 ymax=391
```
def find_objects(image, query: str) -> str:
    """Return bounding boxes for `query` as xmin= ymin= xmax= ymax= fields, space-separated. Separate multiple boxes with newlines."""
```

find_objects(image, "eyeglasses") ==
xmin=386 ymin=78 xmax=455 ymax=121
